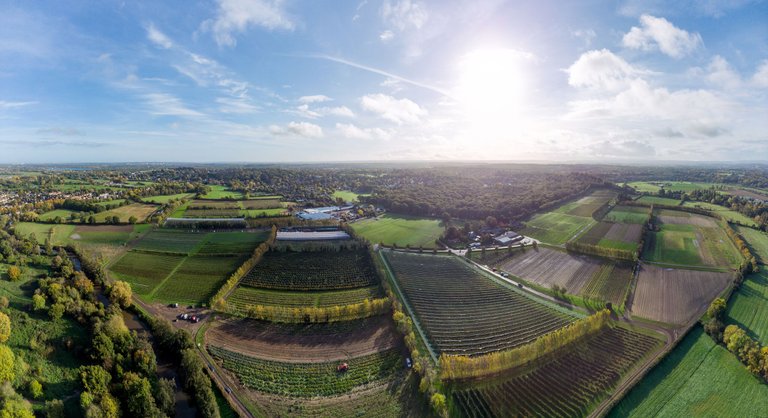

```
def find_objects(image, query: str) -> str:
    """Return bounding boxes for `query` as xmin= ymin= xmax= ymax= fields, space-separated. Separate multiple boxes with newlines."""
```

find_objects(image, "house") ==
xmin=493 ymin=231 xmax=523 ymax=246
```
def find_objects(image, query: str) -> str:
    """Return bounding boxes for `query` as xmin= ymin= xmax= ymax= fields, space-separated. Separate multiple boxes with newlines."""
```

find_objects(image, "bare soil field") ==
xmin=631 ymin=264 xmax=733 ymax=325
xmin=205 ymin=316 xmax=399 ymax=363
xmin=605 ymin=223 xmax=643 ymax=243
xmin=658 ymin=213 xmax=717 ymax=228
xmin=74 ymin=224 xmax=135 ymax=233
xmin=727 ymin=188 xmax=768 ymax=201
xmin=498 ymin=247 xmax=603 ymax=293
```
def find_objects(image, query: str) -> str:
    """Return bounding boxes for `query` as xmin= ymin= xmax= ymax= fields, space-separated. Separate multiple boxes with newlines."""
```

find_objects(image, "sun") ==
xmin=455 ymin=48 xmax=531 ymax=132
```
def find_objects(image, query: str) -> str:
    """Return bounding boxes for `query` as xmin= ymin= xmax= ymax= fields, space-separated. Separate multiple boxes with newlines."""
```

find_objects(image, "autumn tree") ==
xmin=108 ymin=281 xmax=132 ymax=308
xmin=0 ymin=312 xmax=10 ymax=343
xmin=6 ymin=266 xmax=21 ymax=282
xmin=0 ymin=345 xmax=15 ymax=382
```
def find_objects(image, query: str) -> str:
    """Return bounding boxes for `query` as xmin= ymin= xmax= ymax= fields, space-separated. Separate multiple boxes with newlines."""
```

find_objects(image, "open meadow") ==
xmin=201 ymin=185 xmax=245 ymax=199
xmin=734 ymin=225 xmax=768 ymax=263
xmin=726 ymin=271 xmax=768 ymax=344
xmin=609 ymin=327 xmax=768 ymax=417
xmin=520 ymin=190 xmax=615 ymax=245
xmin=92 ymin=203 xmax=158 ymax=223
xmin=350 ymin=214 xmax=444 ymax=248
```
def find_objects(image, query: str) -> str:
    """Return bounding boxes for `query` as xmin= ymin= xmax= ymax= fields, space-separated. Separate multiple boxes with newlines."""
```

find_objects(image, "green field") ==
xmin=522 ymin=212 xmax=593 ymax=245
xmin=627 ymin=181 xmax=721 ymax=193
xmin=132 ymin=230 xmax=208 ymax=254
xmin=351 ymin=214 xmax=444 ymax=248
xmin=726 ymin=271 xmax=768 ymax=344
xmin=110 ymin=252 xmax=186 ymax=295
xmin=644 ymin=224 xmax=702 ymax=265
xmin=153 ymin=255 xmax=246 ymax=303
xmin=13 ymin=222 xmax=76 ymax=245
xmin=38 ymin=209 xmax=78 ymax=222
xmin=636 ymin=196 xmax=682 ymax=206
xmin=202 ymin=185 xmax=245 ymax=200
xmin=682 ymin=201 xmax=758 ymax=227
xmin=142 ymin=193 xmax=195 ymax=204
xmin=92 ymin=203 xmax=158 ymax=223
xmin=227 ymin=286 xmax=383 ymax=310
xmin=735 ymin=226 xmax=768 ymax=263
xmin=241 ymin=208 xmax=287 ymax=218
xmin=609 ymin=327 xmax=768 ymax=417
xmin=94 ymin=199 xmax=127 ymax=208
xmin=197 ymin=231 xmax=269 ymax=254
xmin=332 ymin=190 xmax=370 ymax=203
xmin=603 ymin=206 xmax=649 ymax=224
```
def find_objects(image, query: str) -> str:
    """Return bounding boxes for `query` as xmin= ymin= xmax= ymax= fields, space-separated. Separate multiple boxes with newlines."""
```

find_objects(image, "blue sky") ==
xmin=1 ymin=0 xmax=766 ymax=163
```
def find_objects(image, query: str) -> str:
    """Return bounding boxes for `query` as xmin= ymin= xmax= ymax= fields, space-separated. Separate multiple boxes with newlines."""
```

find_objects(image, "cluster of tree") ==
xmin=211 ymin=226 xmax=277 ymax=309
xmin=721 ymin=222 xmax=760 ymax=277
xmin=0 ymin=309 xmax=35 ymax=417
xmin=164 ymin=219 xmax=247 ymax=229
xmin=439 ymin=309 xmax=611 ymax=380
xmin=607 ymin=166 xmax=768 ymax=190
xmin=565 ymin=241 xmax=636 ymax=262
xmin=704 ymin=298 xmax=768 ymax=382
xmin=0 ymin=227 xmax=48 ymax=267
xmin=236 ymin=298 xmax=390 ymax=323
xmin=129 ymin=306 xmax=221 ymax=417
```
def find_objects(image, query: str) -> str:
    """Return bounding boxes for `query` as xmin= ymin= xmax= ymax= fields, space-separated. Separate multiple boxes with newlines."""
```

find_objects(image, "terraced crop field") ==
xmin=227 ymin=286 xmax=383 ymax=310
xmin=209 ymin=345 xmax=401 ymax=397
xmin=383 ymin=251 xmax=577 ymax=356
xmin=154 ymin=255 xmax=246 ymax=303
xmin=609 ymin=327 xmax=768 ymax=417
xmin=240 ymin=247 xmax=378 ymax=291
xmin=453 ymin=326 xmax=662 ymax=418
xmin=631 ymin=264 xmax=733 ymax=325
xmin=726 ymin=271 xmax=768 ymax=344
xmin=110 ymin=252 xmax=185 ymax=295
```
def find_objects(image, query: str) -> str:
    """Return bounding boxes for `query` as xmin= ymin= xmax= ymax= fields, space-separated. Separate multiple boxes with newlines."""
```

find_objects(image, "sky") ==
xmin=0 ymin=0 xmax=767 ymax=163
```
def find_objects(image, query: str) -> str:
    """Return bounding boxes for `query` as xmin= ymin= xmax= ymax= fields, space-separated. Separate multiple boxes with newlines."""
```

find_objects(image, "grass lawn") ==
xmin=142 ymin=193 xmax=195 ymax=204
xmin=636 ymin=196 xmax=682 ymax=206
xmin=92 ymin=203 xmax=158 ymax=223
xmin=682 ymin=201 xmax=758 ymax=227
xmin=603 ymin=206 xmax=649 ymax=224
xmin=727 ymin=271 xmax=768 ymax=345
xmin=643 ymin=224 xmax=702 ymax=266
xmin=735 ymin=226 xmax=768 ymax=263
xmin=202 ymin=185 xmax=245 ymax=200
xmin=626 ymin=182 xmax=662 ymax=193
xmin=13 ymin=222 xmax=76 ymax=246
xmin=38 ymin=209 xmax=77 ymax=222
xmin=609 ymin=327 xmax=768 ymax=417
xmin=332 ymin=190 xmax=370 ymax=203
xmin=94 ymin=199 xmax=127 ymax=208
xmin=351 ymin=214 xmax=444 ymax=249
xmin=521 ymin=212 xmax=593 ymax=245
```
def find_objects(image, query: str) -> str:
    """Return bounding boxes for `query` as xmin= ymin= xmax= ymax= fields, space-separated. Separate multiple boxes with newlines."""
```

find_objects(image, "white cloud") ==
xmin=379 ymin=30 xmax=394 ymax=42
xmin=381 ymin=0 xmax=428 ymax=31
xmin=146 ymin=24 xmax=173 ymax=49
xmin=0 ymin=100 xmax=37 ymax=109
xmin=269 ymin=121 xmax=323 ymax=138
xmin=360 ymin=93 xmax=426 ymax=124
xmin=572 ymin=29 xmax=596 ymax=47
xmin=202 ymin=0 xmax=295 ymax=47
xmin=216 ymin=97 xmax=259 ymax=114
xmin=143 ymin=93 xmax=204 ymax=117
xmin=298 ymin=95 xmax=331 ymax=104
xmin=622 ymin=15 xmax=702 ymax=58
xmin=295 ymin=104 xmax=355 ymax=119
xmin=706 ymin=55 xmax=741 ymax=89
xmin=335 ymin=123 xmax=390 ymax=140
xmin=753 ymin=60 xmax=768 ymax=88
xmin=567 ymin=49 xmax=642 ymax=91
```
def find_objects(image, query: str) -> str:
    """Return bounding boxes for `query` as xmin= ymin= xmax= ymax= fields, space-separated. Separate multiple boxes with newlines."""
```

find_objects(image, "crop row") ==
xmin=208 ymin=345 xmax=401 ymax=397
xmin=132 ymin=230 xmax=207 ymax=254
xmin=240 ymin=247 xmax=378 ymax=291
xmin=183 ymin=208 xmax=243 ymax=218
xmin=453 ymin=327 xmax=662 ymax=417
xmin=384 ymin=251 xmax=576 ymax=356
xmin=580 ymin=264 xmax=632 ymax=306
xmin=196 ymin=231 xmax=269 ymax=255
xmin=110 ymin=251 xmax=184 ymax=294
xmin=227 ymin=285 xmax=383 ymax=310
xmin=153 ymin=255 xmax=246 ymax=303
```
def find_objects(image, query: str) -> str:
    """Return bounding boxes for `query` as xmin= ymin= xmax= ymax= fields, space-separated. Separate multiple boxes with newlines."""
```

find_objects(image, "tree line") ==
xmin=233 ymin=298 xmax=391 ymax=323
xmin=439 ymin=309 xmax=611 ymax=380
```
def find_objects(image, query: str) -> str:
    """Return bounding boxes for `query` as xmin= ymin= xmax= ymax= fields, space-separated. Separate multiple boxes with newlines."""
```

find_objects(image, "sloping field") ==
xmin=735 ymin=225 xmax=768 ymax=263
xmin=13 ymin=222 xmax=76 ymax=246
xmin=201 ymin=185 xmax=245 ymax=199
xmin=453 ymin=326 xmax=663 ymax=418
xmin=497 ymin=247 xmax=603 ymax=294
xmin=565 ymin=190 xmax=616 ymax=217
xmin=206 ymin=316 xmax=398 ymax=363
xmin=383 ymin=251 xmax=577 ymax=356
xmin=350 ymin=214 xmax=444 ymax=249
xmin=609 ymin=327 xmax=768 ymax=417
xmin=657 ymin=213 xmax=717 ymax=228
xmin=631 ymin=264 xmax=732 ymax=325
xmin=39 ymin=209 xmax=77 ymax=221
xmin=726 ymin=271 xmax=768 ymax=344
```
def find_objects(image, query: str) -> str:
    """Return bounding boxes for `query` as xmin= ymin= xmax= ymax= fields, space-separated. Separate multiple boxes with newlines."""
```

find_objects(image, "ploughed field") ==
xmin=382 ymin=251 xmax=577 ymax=356
xmin=520 ymin=190 xmax=616 ymax=245
xmin=631 ymin=264 xmax=732 ymax=325
xmin=453 ymin=326 xmax=663 ymax=418
xmin=475 ymin=247 xmax=632 ymax=307
xmin=226 ymin=242 xmax=385 ymax=311
xmin=206 ymin=316 xmax=399 ymax=363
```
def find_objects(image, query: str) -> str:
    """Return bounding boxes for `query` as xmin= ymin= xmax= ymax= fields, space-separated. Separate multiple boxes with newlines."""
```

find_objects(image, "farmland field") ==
xmin=383 ymin=251 xmax=577 ymax=356
xmin=110 ymin=252 xmax=185 ymax=295
xmin=202 ymin=185 xmax=245 ymax=199
xmin=205 ymin=316 xmax=398 ymax=362
xmin=350 ymin=214 xmax=444 ymax=249
xmin=520 ymin=190 xmax=615 ymax=245
xmin=13 ymin=222 xmax=76 ymax=245
xmin=142 ymin=193 xmax=195 ymax=203
xmin=92 ymin=203 xmax=158 ymax=223
xmin=636 ymin=196 xmax=681 ymax=206
xmin=577 ymin=221 xmax=642 ymax=251
xmin=197 ymin=231 xmax=269 ymax=254
xmin=240 ymin=247 xmax=378 ymax=291
xmin=682 ymin=201 xmax=758 ymax=227
xmin=726 ymin=271 xmax=768 ymax=344
xmin=209 ymin=345 xmax=401 ymax=397
xmin=734 ymin=225 xmax=768 ymax=263
xmin=609 ymin=327 xmax=768 ymax=417
xmin=603 ymin=205 xmax=649 ymax=224
xmin=132 ymin=229 xmax=208 ymax=254
xmin=227 ymin=286 xmax=383 ymax=310
xmin=453 ymin=326 xmax=663 ymax=418
xmin=153 ymin=254 xmax=246 ymax=303
xmin=38 ymin=208 xmax=77 ymax=221
xmin=332 ymin=190 xmax=370 ymax=203
xmin=631 ymin=264 xmax=732 ymax=324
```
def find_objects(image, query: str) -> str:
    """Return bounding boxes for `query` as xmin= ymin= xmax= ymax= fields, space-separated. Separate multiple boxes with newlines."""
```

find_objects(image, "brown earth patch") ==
xmin=658 ymin=214 xmax=717 ymax=228
xmin=74 ymin=225 xmax=134 ymax=233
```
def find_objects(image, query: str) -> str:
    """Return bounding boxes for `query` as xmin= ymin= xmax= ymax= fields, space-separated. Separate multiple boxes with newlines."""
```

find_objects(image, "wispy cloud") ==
xmin=269 ymin=121 xmax=324 ymax=138
xmin=312 ymin=55 xmax=452 ymax=98
xmin=298 ymin=95 xmax=331 ymax=104
xmin=0 ymin=100 xmax=37 ymax=109
xmin=622 ymin=15 xmax=702 ymax=58
xmin=146 ymin=23 xmax=173 ymax=49
xmin=143 ymin=93 xmax=204 ymax=117
xmin=201 ymin=0 xmax=295 ymax=47
xmin=36 ymin=127 xmax=84 ymax=136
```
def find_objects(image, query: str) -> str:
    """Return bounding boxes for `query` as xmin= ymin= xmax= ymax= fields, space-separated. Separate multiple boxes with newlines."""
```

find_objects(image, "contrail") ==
xmin=309 ymin=54 xmax=454 ymax=99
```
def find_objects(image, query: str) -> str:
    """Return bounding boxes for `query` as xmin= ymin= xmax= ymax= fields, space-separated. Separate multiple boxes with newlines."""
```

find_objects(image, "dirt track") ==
xmin=206 ymin=315 xmax=399 ymax=363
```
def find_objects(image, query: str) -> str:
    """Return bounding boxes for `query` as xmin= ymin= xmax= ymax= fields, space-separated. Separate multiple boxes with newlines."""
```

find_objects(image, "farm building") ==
xmin=494 ymin=231 xmax=523 ymax=246
xmin=276 ymin=229 xmax=351 ymax=241
xmin=296 ymin=205 xmax=354 ymax=221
